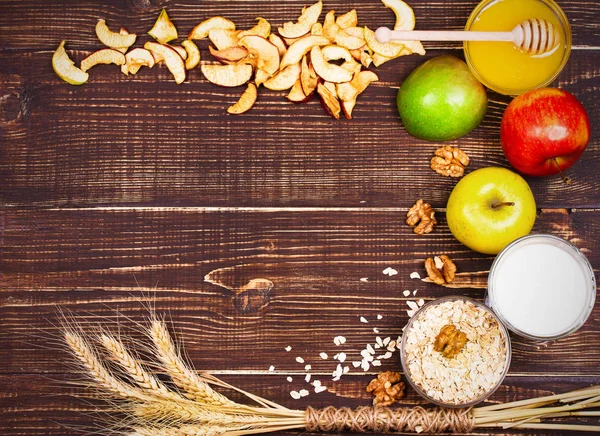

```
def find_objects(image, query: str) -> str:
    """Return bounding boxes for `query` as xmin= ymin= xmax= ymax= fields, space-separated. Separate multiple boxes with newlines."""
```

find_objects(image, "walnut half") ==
xmin=425 ymin=255 xmax=456 ymax=285
xmin=430 ymin=145 xmax=470 ymax=178
xmin=366 ymin=371 xmax=406 ymax=407
xmin=406 ymin=199 xmax=437 ymax=235
xmin=434 ymin=324 xmax=467 ymax=358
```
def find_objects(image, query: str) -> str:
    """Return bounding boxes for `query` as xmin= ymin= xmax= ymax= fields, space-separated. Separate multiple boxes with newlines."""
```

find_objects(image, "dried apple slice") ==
xmin=360 ymin=51 xmax=374 ymax=68
xmin=364 ymin=26 xmax=404 ymax=57
xmin=117 ymin=28 xmax=130 ymax=54
xmin=239 ymin=54 xmax=259 ymax=70
xmin=311 ymin=23 xmax=323 ymax=36
xmin=209 ymin=46 xmax=249 ymax=64
xmin=317 ymin=82 xmax=341 ymax=120
xmin=239 ymin=35 xmax=280 ymax=75
xmin=269 ymin=34 xmax=287 ymax=56
xmin=337 ymin=70 xmax=378 ymax=102
xmin=182 ymin=40 xmax=200 ymax=69
xmin=340 ymin=100 xmax=357 ymax=120
xmin=343 ymin=26 xmax=364 ymax=38
xmin=239 ymin=18 xmax=271 ymax=39
xmin=96 ymin=19 xmax=136 ymax=50
xmin=372 ymin=52 xmax=394 ymax=67
xmin=171 ymin=45 xmax=187 ymax=60
xmin=80 ymin=48 xmax=125 ymax=72
xmin=148 ymin=8 xmax=178 ymax=44
xmin=263 ymin=63 xmax=301 ymax=91
xmin=227 ymin=83 xmax=258 ymax=114
xmin=322 ymin=11 xmax=340 ymax=42
xmin=201 ymin=63 xmax=253 ymax=87
xmin=334 ymin=30 xmax=366 ymax=50
xmin=336 ymin=10 xmax=358 ymax=29
xmin=123 ymin=48 xmax=155 ymax=75
xmin=382 ymin=0 xmax=415 ymax=31
xmin=208 ymin=28 xmax=240 ymax=50
xmin=287 ymin=79 xmax=311 ymax=103
xmin=254 ymin=68 xmax=272 ymax=87
xmin=300 ymin=55 xmax=318 ymax=96
xmin=52 ymin=41 xmax=89 ymax=85
xmin=310 ymin=46 xmax=352 ymax=83
xmin=279 ymin=35 xmax=329 ymax=69
xmin=144 ymin=42 xmax=186 ymax=84
xmin=189 ymin=16 xmax=236 ymax=40
xmin=278 ymin=0 xmax=322 ymax=38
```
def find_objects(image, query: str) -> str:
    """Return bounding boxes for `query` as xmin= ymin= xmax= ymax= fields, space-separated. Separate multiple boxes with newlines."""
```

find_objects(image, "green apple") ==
xmin=446 ymin=167 xmax=537 ymax=255
xmin=396 ymin=55 xmax=487 ymax=141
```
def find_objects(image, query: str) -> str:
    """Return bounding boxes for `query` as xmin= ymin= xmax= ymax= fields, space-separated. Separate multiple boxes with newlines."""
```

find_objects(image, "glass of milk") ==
xmin=487 ymin=234 xmax=596 ymax=341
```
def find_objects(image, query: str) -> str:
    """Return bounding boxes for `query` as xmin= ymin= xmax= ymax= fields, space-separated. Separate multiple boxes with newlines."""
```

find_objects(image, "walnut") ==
xmin=366 ymin=371 xmax=406 ymax=407
xmin=406 ymin=199 xmax=437 ymax=235
xmin=434 ymin=324 xmax=467 ymax=358
xmin=425 ymin=255 xmax=456 ymax=285
xmin=430 ymin=146 xmax=470 ymax=177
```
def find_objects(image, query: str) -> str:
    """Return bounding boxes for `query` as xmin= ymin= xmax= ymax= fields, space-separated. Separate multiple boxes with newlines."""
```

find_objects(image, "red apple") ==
xmin=500 ymin=88 xmax=590 ymax=177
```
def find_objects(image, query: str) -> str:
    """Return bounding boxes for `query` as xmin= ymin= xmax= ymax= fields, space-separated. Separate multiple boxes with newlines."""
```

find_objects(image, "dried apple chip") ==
xmin=182 ymin=40 xmax=200 ymax=69
xmin=287 ymin=79 xmax=310 ymax=103
xmin=279 ymin=35 xmax=329 ymax=69
xmin=317 ymin=82 xmax=341 ymax=119
xmin=278 ymin=0 xmax=322 ymax=38
xmin=123 ymin=48 xmax=155 ymax=75
xmin=80 ymin=48 xmax=126 ymax=72
xmin=239 ymin=18 xmax=271 ymax=39
xmin=381 ymin=0 xmax=415 ymax=31
xmin=148 ymin=9 xmax=178 ymax=44
xmin=310 ymin=46 xmax=353 ymax=83
xmin=311 ymin=23 xmax=323 ymax=36
xmin=269 ymin=34 xmax=287 ymax=56
xmin=227 ymin=83 xmax=258 ymax=114
xmin=254 ymin=68 xmax=272 ymax=87
xmin=117 ymin=28 xmax=131 ymax=54
xmin=144 ymin=42 xmax=186 ymax=84
xmin=336 ymin=10 xmax=358 ymax=29
xmin=208 ymin=28 xmax=240 ymax=50
xmin=239 ymin=35 xmax=280 ymax=75
xmin=263 ymin=63 xmax=301 ymax=91
xmin=334 ymin=30 xmax=366 ymax=50
xmin=95 ymin=19 xmax=136 ymax=50
xmin=171 ymin=45 xmax=188 ymax=60
xmin=52 ymin=40 xmax=89 ymax=85
xmin=189 ymin=16 xmax=236 ymax=40
xmin=201 ymin=63 xmax=253 ymax=87
xmin=300 ymin=55 xmax=318 ymax=96
xmin=209 ymin=46 xmax=249 ymax=64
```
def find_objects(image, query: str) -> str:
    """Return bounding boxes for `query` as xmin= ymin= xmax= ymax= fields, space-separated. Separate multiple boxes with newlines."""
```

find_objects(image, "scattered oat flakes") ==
xmin=377 ymin=314 xmax=383 ymax=320
xmin=337 ymin=352 xmax=347 ymax=363
xmin=366 ymin=344 xmax=375 ymax=354
xmin=343 ymin=366 xmax=350 ymax=373
xmin=290 ymin=391 xmax=301 ymax=399
xmin=410 ymin=272 xmax=421 ymax=279
xmin=319 ymin=352 xmax=328 ymax=360
xmin=403 ymin=290 xmax=411 ymax=297
xmin=407 ymin=300 xmax=419 ymax=311
xmin=352 ymin=361 xmax=361 ymax=368
xmin=305 ymin=374 xmax=312 ymax=383
xmin=295 ymin=357 xmax=305 ymax=364
xmin=413 ymin=290 xmax=418 ymax=296
xmin=407 ymin=309 xmax=416 ymax=318
xmin=383 ymin=337 xmax=391 ymax=346
xmin=284 ymin=346 xmax=292 ymax=352
xmin=360 ymin=316 xmax=369 ymax=323
xmin=287 ymin=376 xmax=293 ymax=382
xmin=268 ymin=365 xmax=275 ymax=372
xmin=376 ymin=337 xmax=383 ymax=346
xmin=361 ymin=360 xmax=370 ymax=371
xmin=373 ymin=327 xmax=380 ymax=333
xmin=313 ymin=380 xmax=321 ymax=388
xmin=305 ymin=364 xmax=312 ymax=371
xmin=333 ymin=336 xmax=346 ymax=345
xmin=383 ymin=267 xmax=399 ymax=276
xmin=360 ymin=277 xmax=369 ymax=282
xmin=299 ymin=389 xmax=309 ymax=397
xmin=315 ymin=385 xmax=328 ymax=393
xmin=372 ymin=360 xmax=382 ymax=367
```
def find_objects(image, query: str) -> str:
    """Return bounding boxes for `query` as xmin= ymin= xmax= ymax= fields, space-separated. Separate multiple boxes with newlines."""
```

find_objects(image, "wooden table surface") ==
xmin=1 ymin=0 xmax=599 ymax=434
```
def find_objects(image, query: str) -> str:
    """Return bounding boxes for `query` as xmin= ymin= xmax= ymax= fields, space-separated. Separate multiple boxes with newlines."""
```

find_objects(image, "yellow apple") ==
xmin=446 ymin=167 xmax=537 ymax=255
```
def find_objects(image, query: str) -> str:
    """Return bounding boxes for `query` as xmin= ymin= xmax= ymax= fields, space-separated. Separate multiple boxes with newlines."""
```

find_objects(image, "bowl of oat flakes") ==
xmin=400 ymin=296 xmax=511 ymax=407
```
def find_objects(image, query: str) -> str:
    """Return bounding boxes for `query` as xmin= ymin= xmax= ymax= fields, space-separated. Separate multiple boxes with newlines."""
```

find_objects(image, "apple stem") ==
xmin=491 ymin=201 xmax=515 ymax=209
xmin=552 ymin=158 xmax=572 ymax=185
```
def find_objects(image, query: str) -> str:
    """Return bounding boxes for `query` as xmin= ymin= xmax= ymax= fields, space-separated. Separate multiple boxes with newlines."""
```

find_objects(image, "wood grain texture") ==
xmin=1 ymin=208 xmax=598 ymax=376
xmin=1 ymin=48 xmax=599 ymax=208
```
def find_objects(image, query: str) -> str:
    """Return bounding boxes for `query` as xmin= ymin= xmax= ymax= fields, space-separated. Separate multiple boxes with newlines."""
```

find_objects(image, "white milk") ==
xmin=488 ymin=235 xmax=595 ymax=339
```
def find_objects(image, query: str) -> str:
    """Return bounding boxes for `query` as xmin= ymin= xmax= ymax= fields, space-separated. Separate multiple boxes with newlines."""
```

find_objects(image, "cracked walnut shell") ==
xmin=406 ymin=199 xmax=437 ymax=235
xmin=434 ymin=324 xmax=467 ymax=358
xmin=430 ymin=146 xmax=470 ymax=177
xmin=425 ymin=255 xmax=456 ymax=285
xmin=366 ymin=371 xmax=406 ymax=407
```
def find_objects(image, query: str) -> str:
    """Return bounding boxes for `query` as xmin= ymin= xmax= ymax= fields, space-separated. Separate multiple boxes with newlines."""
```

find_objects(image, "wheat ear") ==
xmin=64 ymin=331 xmax=149 ymax=401
xmin=129 ymin=424 xmax=234 ymax=436
xmin=99 ymin=333 xmax=184 ymax=402
xmin=149 ymin=319 xmax=236 ymax=407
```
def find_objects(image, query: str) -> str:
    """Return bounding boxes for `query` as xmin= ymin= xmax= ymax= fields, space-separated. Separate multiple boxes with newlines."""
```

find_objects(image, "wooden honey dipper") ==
xmin=375 ymin=19 xmax=560 ymax=55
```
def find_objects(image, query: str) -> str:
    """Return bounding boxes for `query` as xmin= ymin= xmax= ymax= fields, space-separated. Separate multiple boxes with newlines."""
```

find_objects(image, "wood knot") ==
xmin=0 ymin=91 xmax=22 ymax=124
xmin=126 ymin=0 xmax=161 ymax=12
xmin=233 ymin=279 xmax=273 ymax=314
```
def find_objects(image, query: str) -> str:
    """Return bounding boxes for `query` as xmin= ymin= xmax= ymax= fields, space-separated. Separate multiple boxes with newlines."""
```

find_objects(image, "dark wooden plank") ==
xmin=0 ymin=0 xmax=598 ymax=51
xmin=1 ymin=49 xmax=599 ymax=208
xmin=1 ymin=373 xmax=599 ymax=435
xmin=1 ymin=208 xmax=598 ymax=375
